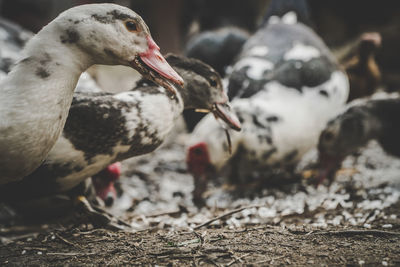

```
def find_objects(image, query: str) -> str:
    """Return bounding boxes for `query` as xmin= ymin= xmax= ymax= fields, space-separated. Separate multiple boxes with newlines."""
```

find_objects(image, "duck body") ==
xmin=0 ymin=55 xmax=239 ymax=200
xmin=1 ymin=84 xmax=183 ymax=199
xmin=187 ymin=0 xmax=349 ymax=202
xmin=227 ymin=15 xmax=343 ymax=100
xmin=185 ymin=27 xmax=250 ymax=77
xmin=0 ymin=4 xmax=184 ymax=184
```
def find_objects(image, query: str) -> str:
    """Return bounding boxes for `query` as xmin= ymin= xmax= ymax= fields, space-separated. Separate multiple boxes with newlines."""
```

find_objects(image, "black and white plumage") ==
xmin=187 ymin=0 xmax=349 ymax=203
xmin=0 ymin=4 xmax=184 ymax=184
xmin=0 ymin=55 xmax=240 ymax=201
xmin=227 ymin=7 xmax=343 ymax=100
xmin=317 ymin=94 xmax=400 ymax=184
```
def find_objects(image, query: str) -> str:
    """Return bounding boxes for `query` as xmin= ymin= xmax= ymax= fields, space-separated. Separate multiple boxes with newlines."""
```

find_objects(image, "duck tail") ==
xmin=261 ymin=0 xmax=311 ymax=26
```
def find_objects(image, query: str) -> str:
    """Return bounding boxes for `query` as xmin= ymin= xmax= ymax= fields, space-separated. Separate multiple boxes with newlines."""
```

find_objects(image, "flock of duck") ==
xmin=0 ymin=0 xmax=395 ymax=215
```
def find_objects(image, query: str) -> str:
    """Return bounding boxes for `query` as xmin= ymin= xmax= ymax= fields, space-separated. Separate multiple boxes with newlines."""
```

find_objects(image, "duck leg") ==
xmin=73 ymin=195 xmax=131 ymax=231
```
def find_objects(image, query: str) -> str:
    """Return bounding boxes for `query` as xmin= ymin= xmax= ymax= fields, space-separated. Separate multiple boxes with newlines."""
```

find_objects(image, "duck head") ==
xmin=185 ymin=112 xmax=239 ymax=206
xmin=358 ymin=32 xmax=382 ymax=60
xmin=91 ymin=162 xmax=121 ymax=207
xmin=54 ymin=4 xmax=183 ymax=94
xmin=316 ymin=105 xmax=376 ymax=185
xmin=165 ymin=54 xmax=241 ymax=131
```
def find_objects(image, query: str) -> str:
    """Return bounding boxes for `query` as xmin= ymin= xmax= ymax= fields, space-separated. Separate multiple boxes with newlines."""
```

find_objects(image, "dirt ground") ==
xmin=1 ymin=218 xmax=400 ymax=266
xmin=1 ymin=132 xmax=400 ymax=266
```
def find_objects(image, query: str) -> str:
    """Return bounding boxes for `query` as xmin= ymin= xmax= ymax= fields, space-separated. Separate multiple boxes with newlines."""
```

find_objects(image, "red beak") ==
xmin=139 ymin=36 xmax=184 ymax=93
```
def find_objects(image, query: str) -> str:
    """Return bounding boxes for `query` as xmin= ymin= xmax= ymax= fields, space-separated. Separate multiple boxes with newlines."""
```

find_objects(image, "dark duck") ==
xmin=182 ymin=0 xmax=266 ymax=132
xmin=186 ymin=0 xmax=349 ymax=205
xmin=341 ymin=32 xmax=382 ymax=102
xmin=0 ymin=54 xmax=240 ymax=202
xmin=317 ymin=95 xmax=400 ymax=184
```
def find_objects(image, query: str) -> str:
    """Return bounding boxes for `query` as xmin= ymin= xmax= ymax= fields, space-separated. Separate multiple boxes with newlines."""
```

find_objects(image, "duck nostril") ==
xmin=105 ymin=195 xmax=115 ymax=207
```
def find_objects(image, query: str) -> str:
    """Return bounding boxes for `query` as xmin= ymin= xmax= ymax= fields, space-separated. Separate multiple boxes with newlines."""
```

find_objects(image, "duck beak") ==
xmin=212 ymin=103 xmax=241 ymax=131
xmin=314 ymin=153 xmax=342 ymax=186
xmin=138 ymin=36 xmax=184 ymax=94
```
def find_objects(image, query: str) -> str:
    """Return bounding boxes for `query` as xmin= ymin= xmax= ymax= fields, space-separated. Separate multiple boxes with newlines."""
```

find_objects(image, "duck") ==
xmin=183 ymin=27 xmax=249 ymax=132
xmin=317 ymin=94 xmax=400 ymax=184
xmin=0 ymin=3 xmax=184 ymax=185
xmin=339 ymin=32 xmax=382 ymax=102
xmin=186 ymin=0 xmax=349 ymax=205
xmin=0 ymin=54 xmax=240 ymax=201
xmin=182 ymin=0 xmax=268 ymax=132
xmin=0 ymin=15 xmax=131 ymax=197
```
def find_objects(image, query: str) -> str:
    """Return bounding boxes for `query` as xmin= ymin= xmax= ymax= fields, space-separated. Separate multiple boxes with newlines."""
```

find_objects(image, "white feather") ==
xmin=284 ymin=42 xmax=321 ymax=62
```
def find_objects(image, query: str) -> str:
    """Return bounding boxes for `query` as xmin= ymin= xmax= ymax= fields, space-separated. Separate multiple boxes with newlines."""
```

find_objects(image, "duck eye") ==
xmin=209 ymin=78 xmax=218 ymax=87
xmin=125 ymin=21 xmax=138 ymax=32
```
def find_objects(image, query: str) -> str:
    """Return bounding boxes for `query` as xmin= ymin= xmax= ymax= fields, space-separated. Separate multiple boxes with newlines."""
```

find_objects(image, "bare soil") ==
xmin=1 ymin=217 xmax=400 ymax=266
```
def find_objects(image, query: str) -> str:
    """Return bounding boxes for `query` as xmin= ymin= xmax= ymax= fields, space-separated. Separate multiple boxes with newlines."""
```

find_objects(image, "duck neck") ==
xmin=358 ymin=45 xmax=374 ymax=66
xmin=0 ymin=23 xmax=93 ymax=182
xmin=175 ymin=81 xmax=204 ymax=110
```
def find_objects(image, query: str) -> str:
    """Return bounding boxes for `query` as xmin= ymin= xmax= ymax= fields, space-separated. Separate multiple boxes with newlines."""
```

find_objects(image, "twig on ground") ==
xmin=0 ymin=232 xmax=39 ymax=245
xmin=193 ymin=205 xmax=263 ymax=230
xmin=225 ymin=253 xmax=250 ymax=266
xmin=203 ymin=247 xmax=230 ymax=254
xmin=55 ymin=233 xmax=79 ymax=247
xmin=46 ymin=252 xmax=97 ymax=256
xmin=223 ymin=225 xmax=277 ymax=234
xmin=192 ymin=231 xmax=205 ymax=247
xmin=92 ymin=205 xmax=132 ymax=228
xmin=23 ymin=247 xmax=48 ymax=251
xmin=73 ymin=229 xmax=108 ymax=236
xmin=310 ymin=229 xmax=400 ymax=237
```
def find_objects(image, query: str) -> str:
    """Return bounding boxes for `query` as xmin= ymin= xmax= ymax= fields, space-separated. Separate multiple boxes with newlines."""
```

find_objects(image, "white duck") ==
xmin=0 ymin=4 xmax=183 ymax=184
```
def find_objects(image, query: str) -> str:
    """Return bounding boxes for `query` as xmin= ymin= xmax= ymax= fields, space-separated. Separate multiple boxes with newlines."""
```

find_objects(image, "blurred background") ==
xmin=1 ymin=0 xmax=399 ymax=92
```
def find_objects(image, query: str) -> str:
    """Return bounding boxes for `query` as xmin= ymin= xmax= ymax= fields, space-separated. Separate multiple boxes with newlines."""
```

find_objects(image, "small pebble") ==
xmin=382 ymin=260 xmax=388 ymax=266
xmin=358 ymin=260 xmax=365 ymax=266
xmin=37 ymin=252 xmax=42 ymax=255
xmin=21 ymin=250 xmax=26 ymax=255
xmin=363 ymin=223 xmax=372 ymax=229
xmin=382 ymin=224 xmax=393 ymax=229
